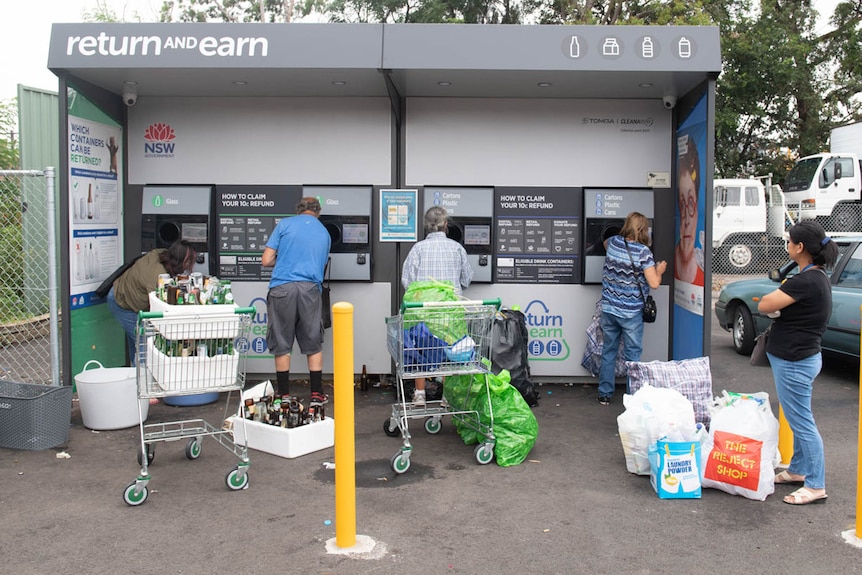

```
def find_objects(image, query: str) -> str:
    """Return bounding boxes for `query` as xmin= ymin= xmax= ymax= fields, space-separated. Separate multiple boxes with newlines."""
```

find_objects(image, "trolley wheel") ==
xmin=391 ymin=451 xmax=411 ymax=474
xmin=137 ymin=444 xmax=154 ymax=466
xmin=474 ymin=443 xmax=495 ymax=465
xmin=383 ymin=418 xmax=400 ymax=437
xmin=226 ymin=466 xmax=250 ymax=491
xmin=424 ymin=416 xmax=442 ymax=435
xmin=122 ymin=481 xmax=148 ymax=506
xmin=185 ymin=438 xmax=202 ymax=460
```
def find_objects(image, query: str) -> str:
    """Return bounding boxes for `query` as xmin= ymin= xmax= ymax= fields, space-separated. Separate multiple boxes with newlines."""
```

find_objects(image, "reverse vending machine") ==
xmin=423 ymin=187 xmax=493 ymax=282
xmin=582 ymin=189 xmax=655 ymax=283
xmin=141 ymin=186 xmax=213 ymax=275
xmin=311 ymin=186 xmax=372 ymax=281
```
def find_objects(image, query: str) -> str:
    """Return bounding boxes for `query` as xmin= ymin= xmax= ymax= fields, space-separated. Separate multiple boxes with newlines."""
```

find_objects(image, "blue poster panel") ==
xmin=673 ymin=93 xmax=707 ymax=359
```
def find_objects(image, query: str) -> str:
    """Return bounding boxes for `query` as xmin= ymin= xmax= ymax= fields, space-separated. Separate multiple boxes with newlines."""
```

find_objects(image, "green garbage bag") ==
xmin=444 ymin=370 xmax=538 ymax=467
xmin=402 ymin=280 xmax=467 ymax=344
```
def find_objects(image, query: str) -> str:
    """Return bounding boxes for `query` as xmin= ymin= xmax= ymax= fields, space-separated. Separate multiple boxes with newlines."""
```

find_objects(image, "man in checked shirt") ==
xmin=401 ymin=206 xmax=474 ymax=406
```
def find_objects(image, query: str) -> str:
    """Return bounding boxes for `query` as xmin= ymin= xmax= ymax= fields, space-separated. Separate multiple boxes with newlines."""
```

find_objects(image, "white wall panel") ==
xmin=406 ymin=98 xmax=671 ymax=187
xmin=128 ymin=97 xmax=392 ymax=185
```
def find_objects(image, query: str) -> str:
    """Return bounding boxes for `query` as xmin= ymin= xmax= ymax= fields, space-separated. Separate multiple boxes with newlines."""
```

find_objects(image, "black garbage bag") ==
xmin=490 ymin=308 xmax=539 ymax=407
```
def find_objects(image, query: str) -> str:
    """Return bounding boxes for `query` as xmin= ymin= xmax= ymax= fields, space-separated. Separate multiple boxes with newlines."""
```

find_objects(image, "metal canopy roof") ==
xmin=48 ymin=23 xmax=721 ymax=101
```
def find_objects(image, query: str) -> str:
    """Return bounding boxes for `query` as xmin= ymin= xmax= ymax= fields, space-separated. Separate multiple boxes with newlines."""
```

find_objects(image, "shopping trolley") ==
xmin=383 ymin=298 xmax=501 ymax=473
xmin=122 ymin=306 xmax=255 ymax=506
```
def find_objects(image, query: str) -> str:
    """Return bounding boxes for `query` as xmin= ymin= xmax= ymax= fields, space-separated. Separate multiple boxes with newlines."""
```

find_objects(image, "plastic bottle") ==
xmin=223 ymin=282 xmax=234 ymax=305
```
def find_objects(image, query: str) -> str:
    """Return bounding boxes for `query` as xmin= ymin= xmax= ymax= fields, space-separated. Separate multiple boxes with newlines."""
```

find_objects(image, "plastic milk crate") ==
xmin=0 ymin=381 xmax=72 ymax=450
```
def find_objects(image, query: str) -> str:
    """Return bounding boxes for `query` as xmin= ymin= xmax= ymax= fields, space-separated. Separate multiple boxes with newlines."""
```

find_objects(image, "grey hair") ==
xmin=424 ymin=206 xmax=448 ymax=233
xmin=296 ymin=196 xmax=321 ymax=215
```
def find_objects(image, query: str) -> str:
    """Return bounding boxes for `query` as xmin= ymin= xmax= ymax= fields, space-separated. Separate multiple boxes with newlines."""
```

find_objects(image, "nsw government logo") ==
xmin=144 ymin=122 xmax=176 ymax=158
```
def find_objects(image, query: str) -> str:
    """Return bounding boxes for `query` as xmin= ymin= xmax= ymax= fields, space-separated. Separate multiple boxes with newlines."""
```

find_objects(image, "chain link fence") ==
xmin=0 ymin=169 xmax=60 ymax=385
xmin=711 ymin=183 xmax=862 ymax=292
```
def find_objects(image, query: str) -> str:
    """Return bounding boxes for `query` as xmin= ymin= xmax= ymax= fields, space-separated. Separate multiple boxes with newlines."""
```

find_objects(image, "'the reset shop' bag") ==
xmin=701 ymin=391 xmax=780 ymax=500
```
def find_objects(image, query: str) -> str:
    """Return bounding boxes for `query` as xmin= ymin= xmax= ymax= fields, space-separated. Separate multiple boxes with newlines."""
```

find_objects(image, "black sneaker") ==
xmin=309 ymin=391 xmax=329 ymax=406
xmin=596 ymin=395 xmax=612 ymax=406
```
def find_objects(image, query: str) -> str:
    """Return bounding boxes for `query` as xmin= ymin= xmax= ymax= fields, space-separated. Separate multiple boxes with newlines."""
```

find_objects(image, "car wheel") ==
xmin=731 ymin=304 xmax=756 ymax=355
xmin=724 ymin=243 xmax=758 ymax=272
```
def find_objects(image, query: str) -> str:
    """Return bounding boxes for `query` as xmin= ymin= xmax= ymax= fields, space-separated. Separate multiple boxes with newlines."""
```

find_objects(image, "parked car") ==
xmin=715 ymin=236 xmax=862 ymax=359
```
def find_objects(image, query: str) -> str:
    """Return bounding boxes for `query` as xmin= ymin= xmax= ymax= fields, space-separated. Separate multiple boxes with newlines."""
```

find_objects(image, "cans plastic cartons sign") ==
xmin=229 ymin=416 xmax=334 ymax=459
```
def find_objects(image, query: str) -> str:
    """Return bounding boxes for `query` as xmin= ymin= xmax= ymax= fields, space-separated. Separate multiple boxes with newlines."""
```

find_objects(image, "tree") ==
xmin=156 ymin=0 xmax=861 ymax=180
xmin=160 ymin=0 xmax=296 ymax=22
xmin=0 ymin=99 xmax=18 ymax=171
xmin=714 ymin=0 xmax=862 ymax=180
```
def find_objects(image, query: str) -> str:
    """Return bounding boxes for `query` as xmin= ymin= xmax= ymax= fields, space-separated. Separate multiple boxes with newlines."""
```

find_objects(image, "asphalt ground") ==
xmin=3 ymin=317 xmax=862 ymax=575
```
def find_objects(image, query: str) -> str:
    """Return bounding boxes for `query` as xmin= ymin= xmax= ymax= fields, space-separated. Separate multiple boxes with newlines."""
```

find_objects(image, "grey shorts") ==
xmin=266 ymin=282 xmax=324 ymax=356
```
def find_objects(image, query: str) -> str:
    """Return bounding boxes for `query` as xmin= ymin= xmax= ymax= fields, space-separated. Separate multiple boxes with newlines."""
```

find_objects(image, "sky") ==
xmin=0 ymin=0 xmax=846 ymax=103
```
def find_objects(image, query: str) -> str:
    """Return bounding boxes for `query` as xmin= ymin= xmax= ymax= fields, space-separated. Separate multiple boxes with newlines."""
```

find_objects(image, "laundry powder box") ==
xmin=229 ymin=416 xmax=334 ymax=459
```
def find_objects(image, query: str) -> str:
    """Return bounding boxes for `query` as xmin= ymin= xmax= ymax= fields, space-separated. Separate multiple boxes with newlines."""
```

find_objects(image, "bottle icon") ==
xmin=642 ymin=36 xmax=654 ymax=58
xmin=569 ymin=36 xmax=580 ymax=58
xmin=86 ymin=184 xmax=94 ymax=219
xmin=75 ymin=242 xmax=82 ymax=280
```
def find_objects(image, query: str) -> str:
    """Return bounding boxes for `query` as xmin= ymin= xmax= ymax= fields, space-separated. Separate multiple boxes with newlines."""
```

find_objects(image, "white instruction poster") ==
xmin=68 ymin=110 xmax=123 ymax=310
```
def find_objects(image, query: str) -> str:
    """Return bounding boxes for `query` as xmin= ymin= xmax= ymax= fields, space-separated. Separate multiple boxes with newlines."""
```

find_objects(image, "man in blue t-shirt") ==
xmin=262 ymin=197 xmax=332 ymax=406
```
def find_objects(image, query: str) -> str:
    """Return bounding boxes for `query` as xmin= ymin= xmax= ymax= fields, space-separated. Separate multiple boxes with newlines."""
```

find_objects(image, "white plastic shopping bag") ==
xmin=701 ymin=391 xmax=780 ymax=501
xmin=617 ymin=384 xmax=698 ymax=475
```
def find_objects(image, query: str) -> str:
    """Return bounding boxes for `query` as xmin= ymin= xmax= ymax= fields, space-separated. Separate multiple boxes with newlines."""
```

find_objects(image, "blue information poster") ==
xmin=673 ymin=93 xmax=707 ymax=360
xmin=379 ymin=189 xmax=418 ymax=242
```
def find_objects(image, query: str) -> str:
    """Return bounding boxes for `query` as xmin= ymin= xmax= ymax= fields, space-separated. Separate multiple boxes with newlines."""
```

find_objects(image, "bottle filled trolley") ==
xmin=122 ymin=305 xmax=255 ymax=506
xmin=384 ymin=299 xmax=501 ymax=473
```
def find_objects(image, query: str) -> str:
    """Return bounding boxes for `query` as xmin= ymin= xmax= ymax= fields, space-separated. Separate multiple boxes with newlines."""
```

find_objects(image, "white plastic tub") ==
xmin=75 ymin=360 xmax=149 ymax=430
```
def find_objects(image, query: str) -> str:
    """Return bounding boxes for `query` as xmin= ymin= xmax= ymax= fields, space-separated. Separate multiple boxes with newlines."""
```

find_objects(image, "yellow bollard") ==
xmin=777 ymin=405 xmax=794 ymax=466
xmin=333 ymin=301 xmax=356 ymax=549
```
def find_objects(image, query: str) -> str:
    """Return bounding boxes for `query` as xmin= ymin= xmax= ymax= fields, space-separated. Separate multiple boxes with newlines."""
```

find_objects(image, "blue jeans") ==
xmin=598 ymin=312 xmax=643 ymax=397
xmin=767 ymin=351 xmax=825 ymax=489
xmin=107 ymin=287 xmax=139 ymax=365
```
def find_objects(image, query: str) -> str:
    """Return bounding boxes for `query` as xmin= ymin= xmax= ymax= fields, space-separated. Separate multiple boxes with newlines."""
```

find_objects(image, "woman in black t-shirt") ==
xmin=757 ymin=220 xmax=839 ymax=506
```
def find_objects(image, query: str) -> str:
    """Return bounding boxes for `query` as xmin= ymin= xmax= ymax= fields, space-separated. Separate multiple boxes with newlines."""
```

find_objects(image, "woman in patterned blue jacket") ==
xmin=597 ymin=212 xmax=667 ymax=405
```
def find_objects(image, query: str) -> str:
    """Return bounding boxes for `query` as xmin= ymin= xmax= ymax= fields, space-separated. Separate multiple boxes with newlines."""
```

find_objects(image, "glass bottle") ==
xmin=86 ymin=183 xmax=94 ymax=219
xmin=223 ymin=281 xmax=234 ymax=305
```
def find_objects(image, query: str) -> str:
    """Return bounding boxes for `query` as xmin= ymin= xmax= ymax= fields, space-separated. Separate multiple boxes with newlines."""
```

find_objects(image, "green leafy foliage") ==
xmin=154 ymin=0 xmax=859 ymax=182
xmin=0 ymin=99 xmax=18 ymax=171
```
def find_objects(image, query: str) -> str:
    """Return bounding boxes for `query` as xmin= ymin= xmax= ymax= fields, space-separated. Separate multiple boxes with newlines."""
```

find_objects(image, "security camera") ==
xmin=122 ymin=86 xmax=137 ymax=107
xmin=662 ymin=95 xmax=677 ymax=110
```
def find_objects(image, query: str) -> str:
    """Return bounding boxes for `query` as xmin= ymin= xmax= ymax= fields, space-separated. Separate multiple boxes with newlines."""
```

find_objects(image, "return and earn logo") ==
xmin=522 ymin=299 xmax=569 ymax=361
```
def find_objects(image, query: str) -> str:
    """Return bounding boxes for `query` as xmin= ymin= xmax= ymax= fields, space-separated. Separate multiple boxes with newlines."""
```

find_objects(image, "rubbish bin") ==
xmin=75 ymin=360 xmax=149 ymax=430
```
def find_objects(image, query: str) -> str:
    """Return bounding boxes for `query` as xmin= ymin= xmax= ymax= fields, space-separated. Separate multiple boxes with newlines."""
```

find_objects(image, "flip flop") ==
xmin=774 ymin=470 xmax=805 ymax=485
xmin=783 ymin=486 xmax=828 ymax=505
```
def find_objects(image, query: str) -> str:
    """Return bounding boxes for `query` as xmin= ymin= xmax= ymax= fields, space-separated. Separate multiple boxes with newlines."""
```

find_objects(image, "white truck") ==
xmin=713 ymin=177 xmax=787 ymax=271
xmin=782 ymin=121 xmax=862 ymax=229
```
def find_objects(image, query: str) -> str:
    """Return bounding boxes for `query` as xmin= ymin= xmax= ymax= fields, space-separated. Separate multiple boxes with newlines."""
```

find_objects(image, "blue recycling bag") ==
xmin=402 ymin=322 xmax=447 ymax=371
